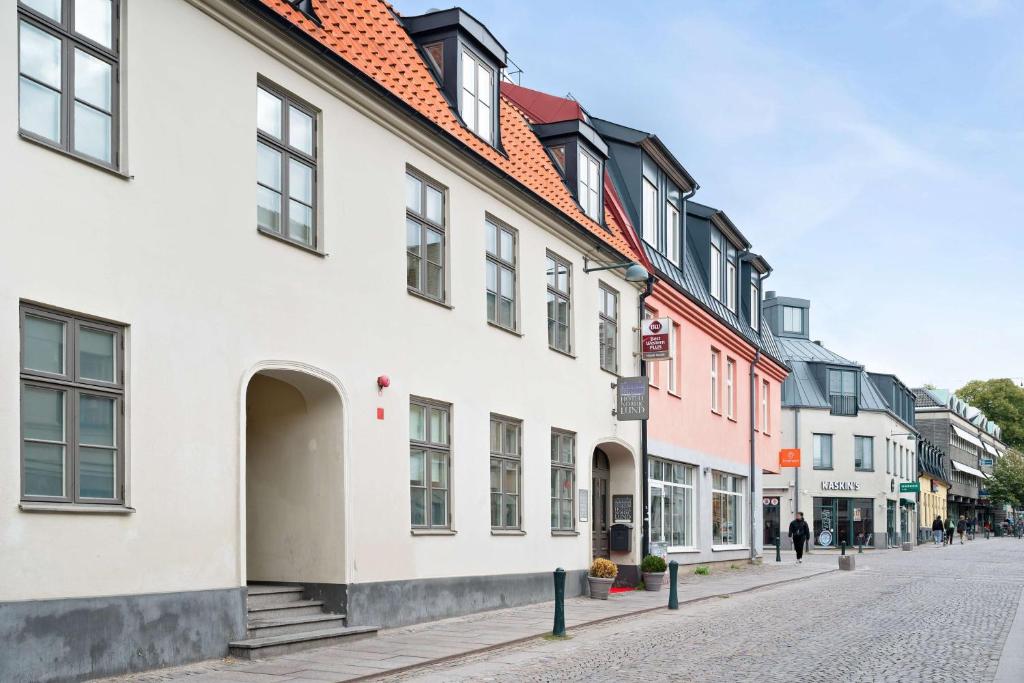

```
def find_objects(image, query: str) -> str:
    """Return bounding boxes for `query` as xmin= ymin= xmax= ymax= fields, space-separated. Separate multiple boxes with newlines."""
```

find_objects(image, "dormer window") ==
xmin=461 ymin=49 xmax=493 ymax=142
xmin=726 ymin=246 xmax=737 ymax=312
xmin=710 ymin=230 xmax=723 ymax=301
xmin=549 ymin=145 xmax=566 ymax=172
xmin=783 ymin=305 xmax=803 ymax=334
xmin=750 ymin=271 xmax=760 ymax=330
xmin=828 ymin=369 xmax=858 ymax=416
xmin=577 ymin=148 xmax=601 ymax=220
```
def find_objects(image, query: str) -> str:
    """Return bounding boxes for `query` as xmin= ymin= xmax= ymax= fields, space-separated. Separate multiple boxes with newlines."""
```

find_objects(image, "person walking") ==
xmin=931 ymin=515 xmax=944 ymax=546
xmin=946 ymin=516 xmax=956 ymax=546
xmin=957 ymin=515 xmax=967 ymax=544
xmin=789 ymin=512 xmax=811 ymax=563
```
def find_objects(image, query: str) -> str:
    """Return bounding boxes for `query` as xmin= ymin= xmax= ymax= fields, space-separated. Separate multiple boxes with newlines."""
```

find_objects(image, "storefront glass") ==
xmin=813 ymin=497 xmax=875 ymax=547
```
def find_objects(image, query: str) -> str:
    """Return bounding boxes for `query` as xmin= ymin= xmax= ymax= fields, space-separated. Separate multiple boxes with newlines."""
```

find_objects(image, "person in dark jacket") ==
xmin=931 ymin=516 xmax=944 ymax=546
xmin=957 ymin=515 xmax=967 ymax=544
xmin=789 ymin=512 xmax=811 ymax=563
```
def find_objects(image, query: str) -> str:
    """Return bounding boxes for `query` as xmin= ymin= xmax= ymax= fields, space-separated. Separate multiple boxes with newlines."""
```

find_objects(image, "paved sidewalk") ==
xmin=99 ymin=561 xmax=833 ymax=683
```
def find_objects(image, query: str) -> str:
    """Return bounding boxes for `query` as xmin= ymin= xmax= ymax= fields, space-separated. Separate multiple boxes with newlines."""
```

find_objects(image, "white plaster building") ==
xmin=0 ymin=2 xmax=647 ymax=680
xmin=761 ymin=295 xmax=919 ymax=551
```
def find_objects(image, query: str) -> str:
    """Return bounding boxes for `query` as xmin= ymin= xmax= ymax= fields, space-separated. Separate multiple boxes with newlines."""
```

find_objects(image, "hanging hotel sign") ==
xmin=899 ymin=481 xmax=920 ymax=493
xmin=615 ymin=376 xmax=650 ymax=421
xmin=640 ymin=318 xmax=672 ymax=361
xmin=821 ymin=481 xmax=861 ymax=491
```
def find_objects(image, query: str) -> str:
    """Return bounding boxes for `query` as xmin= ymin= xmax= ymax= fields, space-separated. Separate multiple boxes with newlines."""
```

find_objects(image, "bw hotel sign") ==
xmin=641 ymin=318 xmax=672 ymax=361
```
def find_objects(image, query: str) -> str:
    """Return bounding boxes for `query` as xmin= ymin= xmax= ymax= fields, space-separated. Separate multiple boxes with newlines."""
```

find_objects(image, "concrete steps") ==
xmin=230 ymin=584 xmax=377 ymax=659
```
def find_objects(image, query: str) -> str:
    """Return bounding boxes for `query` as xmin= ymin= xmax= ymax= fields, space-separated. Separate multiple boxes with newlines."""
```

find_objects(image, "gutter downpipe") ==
xmin=749 ymin=347 xmax=761 ymax=563
xmin=794 ymin=408 xmax=800 ymax=549
xmin=640 ymin=274 xmax=655 ymax=560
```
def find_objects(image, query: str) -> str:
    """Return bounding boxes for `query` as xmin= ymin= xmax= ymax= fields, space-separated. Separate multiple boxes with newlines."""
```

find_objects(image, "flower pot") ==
xmin=587 ymin=576 xmax=614 ymax=599
xmin=643 ymin=571 xmax=666 ymax=591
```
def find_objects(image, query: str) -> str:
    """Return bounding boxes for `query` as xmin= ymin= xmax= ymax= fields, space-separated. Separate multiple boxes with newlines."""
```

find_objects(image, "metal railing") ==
xmin=829 ymin=394 xmax=858 ymax=416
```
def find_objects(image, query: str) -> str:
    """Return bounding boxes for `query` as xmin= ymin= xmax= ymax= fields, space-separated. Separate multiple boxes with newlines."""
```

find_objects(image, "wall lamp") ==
xmin=583 ymin=257 xmax=649 ymax=283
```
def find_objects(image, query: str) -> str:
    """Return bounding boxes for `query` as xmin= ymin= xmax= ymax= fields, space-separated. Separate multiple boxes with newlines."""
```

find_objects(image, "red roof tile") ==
xmin=258 ymin=0 xmax=638 ymax=259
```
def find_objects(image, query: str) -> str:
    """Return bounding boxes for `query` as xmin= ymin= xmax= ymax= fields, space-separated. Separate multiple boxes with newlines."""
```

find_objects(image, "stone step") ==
xmin=246 ymin=599 xmax=326 ymax=620
xmin=247 ymin=613 xmax=348 ymax=638
xmin=228 ymin=625 xmax=378 ymax=659
xmin=246 ymin=585 xmax=304 ymax=609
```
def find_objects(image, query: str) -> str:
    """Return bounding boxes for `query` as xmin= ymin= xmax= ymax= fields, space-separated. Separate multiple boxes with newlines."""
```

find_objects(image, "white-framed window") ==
xmin=726 ymin=247 xmax=737 ymax=312
xmin=813 ymin=433 xmax=833 ymax=469
xmin=577 ymin=148 xmax=601 ymax=220
xmin=762 ymin=379 xmax=770 ymax=433
xmin=750 ymin=274 xmax=760 ymax=331
xmin=712 ymin=471 xmax=744 ymax=546
xmin=460 ymin=49 xmax=492 ymax=142
xmin=726 ymin=359 xmax=735 ymax=419
xmin=667 ymin=321 xmax=678 ymax=393
xmin=650 ymin=458 xmax=695 ymax=549
xmin=710 ymin=231 xmax=723 ymax=301
xmin=783 ymin=306 xmax=803 ymax=334
xmin=642 ymin=178 xmax=657 ymax=246
xmin=886 ymin=438 xmax=892 ymax=474
xmin=710 ymin=349 xmax=720 ymax=412
xmin=666 ymin=202 xmax=680 ymax=265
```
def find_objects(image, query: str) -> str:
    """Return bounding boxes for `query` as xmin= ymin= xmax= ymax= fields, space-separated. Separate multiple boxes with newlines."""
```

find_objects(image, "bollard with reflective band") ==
xmin=775 ymin=535 xmax=781 ymax=563
xmin=668 ymin=561 xmax=679 ymax=610
xmin=841 ymin=541 xmax=846 ymax=556
xmin=552 ymin=568 xmax=566 ymax=637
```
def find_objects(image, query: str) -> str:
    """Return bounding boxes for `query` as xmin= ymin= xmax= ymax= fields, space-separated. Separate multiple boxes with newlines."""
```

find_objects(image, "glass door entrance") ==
xmin=814 ymin=497 xmax=875 ymax=547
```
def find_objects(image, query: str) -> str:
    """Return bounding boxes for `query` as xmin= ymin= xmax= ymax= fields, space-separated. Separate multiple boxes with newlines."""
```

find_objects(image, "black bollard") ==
xmin=668 ymin=561 xmax=679 ymax=610
xmin=841 ymin=541 xmax=846 ymax=556
xmin=552 ymin=568 xmax=565 ymax=637
xmin=775 ymin=535 xmax=781 ymax=563
xmin=858 ymin=534 xmax=863 ymax=554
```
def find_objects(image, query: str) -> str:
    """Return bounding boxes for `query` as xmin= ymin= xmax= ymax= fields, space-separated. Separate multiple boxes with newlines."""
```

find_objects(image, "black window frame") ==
xmin=20 ymin=303 xmax=125 ymax=505
xmin=256 ymin=78 xmax=320 ymax=251
xmin=17 ymin=0 xmax=121 ymax=170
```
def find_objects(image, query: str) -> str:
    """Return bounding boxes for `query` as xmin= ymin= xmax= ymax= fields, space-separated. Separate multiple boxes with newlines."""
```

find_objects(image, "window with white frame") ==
xmin=726 ymin=247 xmax=737 ymax=312
xmin=855 ymin=435 xmax=874 ymax=471
xmin=460 ymin=49 xmax=492 ymax=142
xmin=650 ymin=458 xmax=695 ymax=548
xmin=410 ymin=398 xmax=450 ymax=529
xmin=485 ymin=218 xmax=516 ymax=330
xmin=18 ymin=0 xmax=120 ymax=167
xmin=546 ymin=252 xmax=572 ymax=353
xmin=712 ymin=471 xmax=744 ymax=546
xmin=886 ymin=438 xmax=892 ymax=474
xmin=783 ymin=306 xmax=803 ymax=334
xmin=711 ymin=349 xmax=720 ymax=412
xmin=710 ymin=231 xmax=723 ymax=301
xmin=750 ymin=273 xmax=760 ymax=331
xmin=406 ymin=170 xmax=447 ymax=302
xmin=20 ymin=304 xmax=125 ymax=504
xmin=642 ymin=178 xmax=657 ymax=246
xmin=598 ymin=284 xmax=618 ymax=373
xmin=726 ymin=359 xmax=735 ymax=418
xmin=490 ymin=415 xmax=521 ymax=530
xmin=577 ymin=148 xmax=601 ymax=220
xmin=666 ymin=202 xmax=680 ymax=265
xmin=813 ymin=433 xmax=833 ymax=469
xmin=762 ymin=379 xmax=770 ymax=433
xmin=550 ymin=430 xmax=575 ymax=531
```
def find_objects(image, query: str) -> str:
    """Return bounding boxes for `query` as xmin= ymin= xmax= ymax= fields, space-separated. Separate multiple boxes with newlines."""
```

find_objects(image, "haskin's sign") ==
xmin=821 ymin=481 xmax=861 ymax=491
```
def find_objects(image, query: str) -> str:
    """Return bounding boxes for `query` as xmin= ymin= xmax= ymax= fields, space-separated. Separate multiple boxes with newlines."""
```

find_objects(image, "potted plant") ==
xmin=641 ymin=554 xmax=668 ymax=591
xmin=588 ymin=558 xmax=618 ymax=599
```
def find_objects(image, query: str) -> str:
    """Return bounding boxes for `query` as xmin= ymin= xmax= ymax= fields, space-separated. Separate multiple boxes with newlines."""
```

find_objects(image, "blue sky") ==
xmin=397 ymin=0 xmax=1024 ymax=390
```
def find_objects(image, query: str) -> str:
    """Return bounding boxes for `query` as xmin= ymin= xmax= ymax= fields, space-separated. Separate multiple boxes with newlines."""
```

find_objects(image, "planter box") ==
xmin=587 ymin=576 xmax=614 ymax=600
xmin=642 ymin=572 xmax=665 ymax=591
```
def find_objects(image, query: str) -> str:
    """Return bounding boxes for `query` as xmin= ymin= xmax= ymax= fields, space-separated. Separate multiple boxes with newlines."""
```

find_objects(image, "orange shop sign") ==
xmin=779 ymin=448 xmax=801 ymax=467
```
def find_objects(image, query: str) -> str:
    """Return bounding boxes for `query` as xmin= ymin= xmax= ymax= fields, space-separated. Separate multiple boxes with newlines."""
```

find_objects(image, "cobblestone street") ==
xmin=386 ymin=540 xmax=1024 ymax=683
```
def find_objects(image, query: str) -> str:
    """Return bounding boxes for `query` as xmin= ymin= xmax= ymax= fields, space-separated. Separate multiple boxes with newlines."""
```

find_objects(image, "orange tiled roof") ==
xmin=257 ymin=0 xmax=638 ymax=259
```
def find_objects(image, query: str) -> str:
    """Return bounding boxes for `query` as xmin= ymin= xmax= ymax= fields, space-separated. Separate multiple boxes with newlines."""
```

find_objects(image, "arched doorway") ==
xmin=591 ymin=440 xmax=639 ymax=584
xmin=244 ymin=368 xmax=345 ymax=587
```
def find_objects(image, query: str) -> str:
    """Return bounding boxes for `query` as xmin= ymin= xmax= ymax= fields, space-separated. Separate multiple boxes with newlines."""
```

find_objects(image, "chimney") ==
xmin=765 ymin=290 xmax=777 ymax=300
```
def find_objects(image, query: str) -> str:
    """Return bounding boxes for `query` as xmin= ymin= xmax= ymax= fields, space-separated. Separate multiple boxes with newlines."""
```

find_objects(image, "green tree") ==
xmin=985 ymin=450 xmax=1024 ymax=508
xmin=956 ymin=378 xmax=1024 ymax=451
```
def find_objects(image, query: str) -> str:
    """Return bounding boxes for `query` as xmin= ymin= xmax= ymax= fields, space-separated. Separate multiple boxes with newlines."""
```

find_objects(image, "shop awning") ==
xmin=952 ymin=425 xmax=983 ymax=448
xmin=952 ymin=460 xmax=986 ymax=479
xmin=899 ymin=499 xmax=915 ymax=507
xmin=984 ymin=443 xmax=998 ymax=456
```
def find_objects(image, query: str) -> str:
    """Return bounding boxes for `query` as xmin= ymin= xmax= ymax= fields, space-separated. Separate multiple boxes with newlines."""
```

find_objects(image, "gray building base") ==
xmin=0 ymin=587 xmax=246 ymax=683
xmin=344 ymin=569 xmax=588 ymax=629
